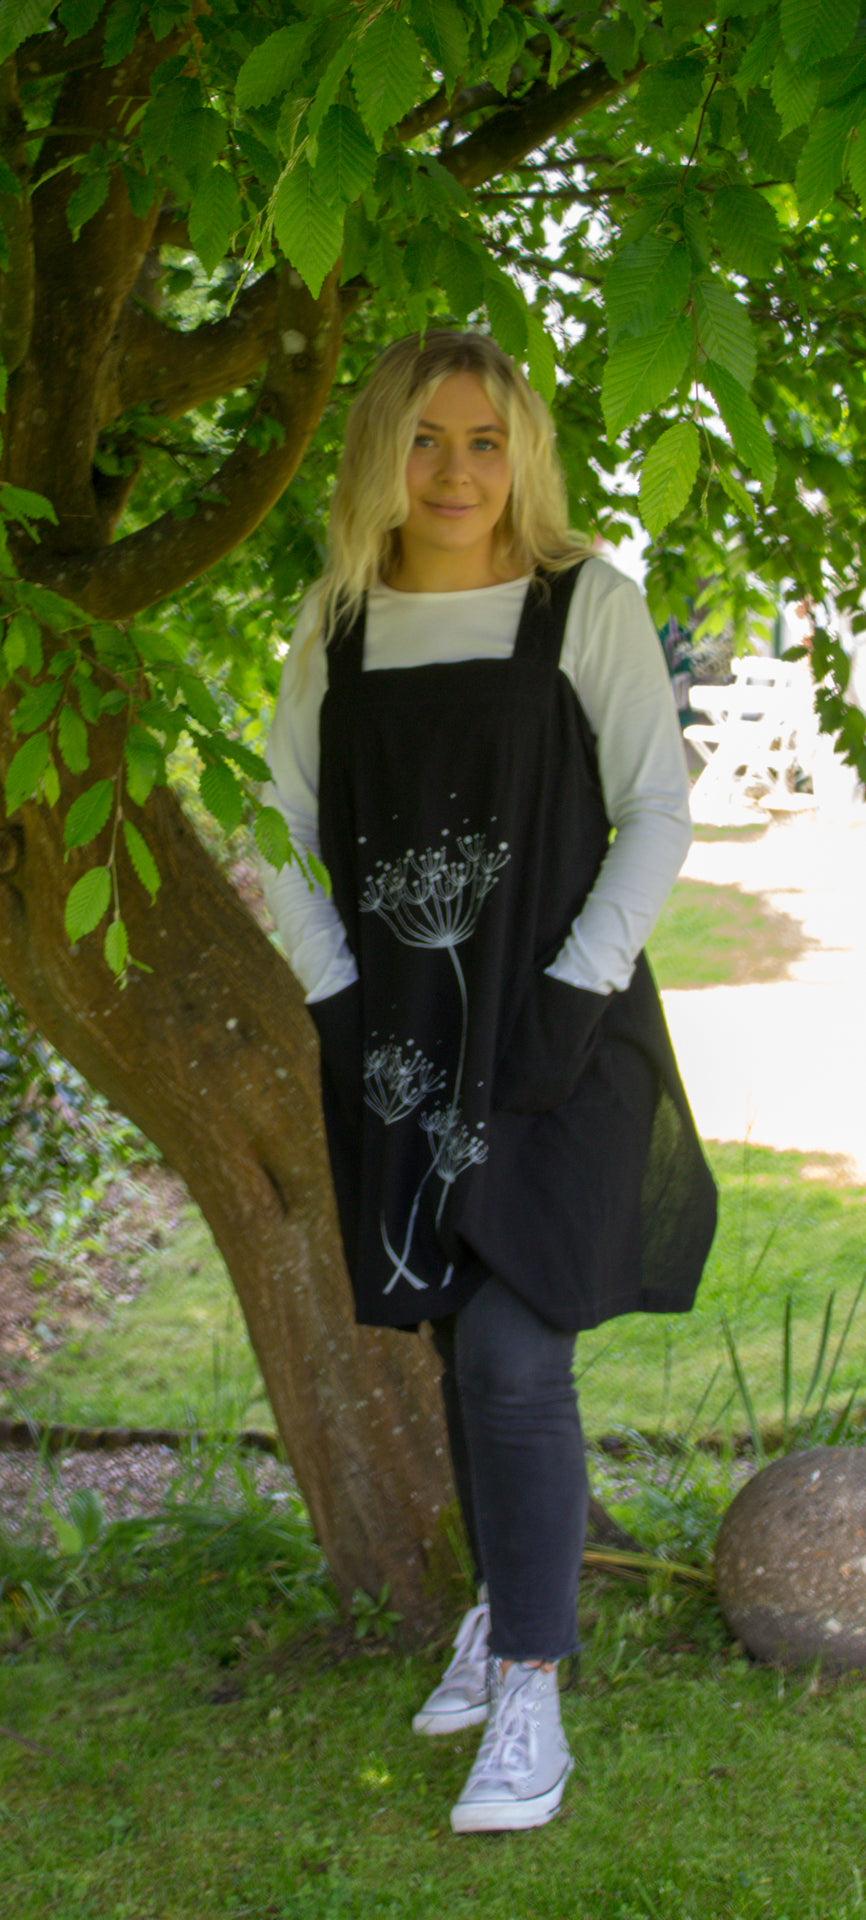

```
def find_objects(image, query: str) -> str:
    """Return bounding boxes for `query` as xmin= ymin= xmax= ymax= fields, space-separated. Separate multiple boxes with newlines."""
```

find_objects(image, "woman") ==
xmin=260 ymin=331 xmax=716 ymax=1835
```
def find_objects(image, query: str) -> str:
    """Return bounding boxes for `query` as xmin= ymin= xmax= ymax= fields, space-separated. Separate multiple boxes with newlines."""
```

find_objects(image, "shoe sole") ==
xmin=449 ymin=1757 xmax=573 ymax=1834
xmin=412 ymin=1702 xmax=489 ymax=1735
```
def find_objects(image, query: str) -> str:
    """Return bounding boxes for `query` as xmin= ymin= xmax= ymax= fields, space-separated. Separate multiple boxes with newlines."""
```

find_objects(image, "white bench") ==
xmin=685 ymin=655 xmax=817 ymax=824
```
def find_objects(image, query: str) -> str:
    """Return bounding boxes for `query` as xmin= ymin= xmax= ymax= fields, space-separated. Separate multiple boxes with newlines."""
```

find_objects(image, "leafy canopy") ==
xmin=1 ymin=0 xmax=865 ymax=975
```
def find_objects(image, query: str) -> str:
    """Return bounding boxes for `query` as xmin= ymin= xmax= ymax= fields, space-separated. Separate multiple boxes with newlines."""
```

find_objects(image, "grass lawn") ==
xmin=7 ymin=1138 xmax=864 ymax=1452
xmin=646 ymin=876 xmax=809 ymax=989
xmin=3 ymin=847 xmax=866 ymax=1919
xmin=2 ymin=1494 xmax=866 ymax=1920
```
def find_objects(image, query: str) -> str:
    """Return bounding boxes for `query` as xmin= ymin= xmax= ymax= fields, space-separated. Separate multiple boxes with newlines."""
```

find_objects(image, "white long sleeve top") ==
xmin=260 ymin=557 xmax=692 ymax=1003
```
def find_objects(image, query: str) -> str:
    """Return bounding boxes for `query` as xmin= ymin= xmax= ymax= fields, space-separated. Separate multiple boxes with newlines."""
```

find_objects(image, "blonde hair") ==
xmin=314 ymin=330 xmax=590 ymax=644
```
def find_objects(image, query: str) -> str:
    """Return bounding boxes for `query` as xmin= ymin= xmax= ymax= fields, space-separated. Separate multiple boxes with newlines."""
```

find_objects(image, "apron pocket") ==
xmin=494 ymin=974 xmax=609 ymax=1114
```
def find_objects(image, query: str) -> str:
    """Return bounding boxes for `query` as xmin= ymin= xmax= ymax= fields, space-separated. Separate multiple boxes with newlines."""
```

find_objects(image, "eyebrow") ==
xmin=416 ymin=417 xmax=507 ymax=433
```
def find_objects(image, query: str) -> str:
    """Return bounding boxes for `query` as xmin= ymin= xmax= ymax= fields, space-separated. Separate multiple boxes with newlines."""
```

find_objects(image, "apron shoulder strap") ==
xmin=324 ymin=596 xmax=367 ymax=690
xmin=512 ymin=560 xmax=586 ymax=662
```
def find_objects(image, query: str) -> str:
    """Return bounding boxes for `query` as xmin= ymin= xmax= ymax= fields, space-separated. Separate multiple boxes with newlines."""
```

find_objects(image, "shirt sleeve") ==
xmin=546 ymin=559 xmax=692 ymax=996
xmin=258 ymin=593 xmax=359 ymax=1002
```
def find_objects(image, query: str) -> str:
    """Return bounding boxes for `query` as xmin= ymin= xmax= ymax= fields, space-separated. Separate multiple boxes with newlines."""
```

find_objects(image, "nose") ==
xmin=437 ymin=440 xmax=470 ymax=485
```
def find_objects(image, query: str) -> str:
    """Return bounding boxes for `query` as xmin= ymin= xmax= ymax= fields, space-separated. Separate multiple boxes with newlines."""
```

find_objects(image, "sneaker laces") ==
xmin=440 ymin=1599 xmax=490 ymax=1686
xmin=471 ymin=1676 xmax=537 ymax=1786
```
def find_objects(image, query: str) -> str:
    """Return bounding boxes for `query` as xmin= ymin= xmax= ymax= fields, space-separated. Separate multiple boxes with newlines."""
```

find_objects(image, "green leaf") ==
xmin=44 ymin=1504 xmax=84 ymax=1556
xmin=92 ymin=621 xmax=135 ymax=670
xmin=313 ymin=106 xmax=377 ymax=207
xmin=67 ymin=169 xmax=111 ymax=238
xmin=601 ymin=315 xmax=691 ymax=441
xmin=124 ymin=727 xmax=165 ymax=806
xmin=604 ymin=235 xmax=691 ymax=344
xmin=795 ymin=106 xmax=852 ymax=220
xmin=0 ymin=483 xmax=58 ymax=525
xmin=770 ymin=51 xmax=820 ymax=134
xmin=732 ymin=12 xmax=781 ymax=97
xmin=76 ymin=675 xmax=101 ymax=725
xmin=5 ymin=731 xmax=50 ymax=815
xmin=139 ymin=79 xmax=225 ymax=190
xmin=4 ymin=612 xmax=42 ymax=677
xmin=351 ymin=11 xmax=427 ymax=147
xmin=592 ymin=12 xmax=638 ymax=81
xmin=409 ymin=0 xmax=471 ymax=87
xmin=219 ymin=737 xmax=270 ymax=781
xmin=543 ymin=23 xmax=570 ymax=86
xmin=177 ymin=668 xmax=221 ymax=732
xmin=781 ymin=0 xmax=859 ymax=67
xmin=483 ymin=8 xmax=526 ymax=89
xmin=710 ymin=186 xmax=781 ymax=279
xmin=704 ymin=359 xmax=777 ymax=497
xmin=638 ymin=421 xmax=700 ymax=536
xmin=188 ymin=166 xmax=242 ymax=278
xmin=693 ymin=275 xmax=756 ymax=389
xmin=57 ymin=705 xmax=90 ymax=775
xmin=122 ymin=162 xmax=159 ymax=220
xmin=58 ymin=0 xmax=106 ymax=38
xmin=637 ymin=55 xmax=704 ymax=132
xmin=65 ymin=867 xmax=111 ymax=944
xmin=254 ymin=803 xmax=292 ymax=873
xmin=236 ymin=23 xmax=312 ymax=112
xmin=123 ymin=818 xmax=160 ymax=900
xmin=16 ymin=582 xmax=80 ymax=629
xmin=64 ymin=779 xmax=113 ymax=852
xmin=102 ymin=0 xmax=142 ymax=66
xmin=717 ymin=465 xmax=757 ymax=521
xmin=0 ymin=0 xmax=53 ymax=63
xmin=304 ymin=848 xmax=331 ymax=896
xmin=104 ymin=915 xmax=129 ymax=977
xmin=199 ymin=759 xmax=243 ymax=834
xmin=526 ymin=312 xmax=556 ymax=407
xmin=272 ymin=159 xmax=344 ymax=298
xmin=738 ymin=95 xmax=792 ymax=178
xmin=846 ymin=120 xmax=866 ymax=205
xmin=11 ymin=679 xmax=63 ymax=734
xmin=43 ymin=757 xmax=60 ymax=809
xmin=307 ymin=38 xmax=359 ymax=145
xmin=438 ymin=232 xmax=485 ymax=320
xmin=0 ymin=156 xmax=20 ymax=197
xmin=484 ymin=270 xmax=528 ymax=359
xmin=662 ymin=0 xmax=710 ymax=37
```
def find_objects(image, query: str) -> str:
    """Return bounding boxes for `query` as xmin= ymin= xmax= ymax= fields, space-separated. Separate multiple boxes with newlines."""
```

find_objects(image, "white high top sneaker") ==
xmin=450 ymin=1660 xmax=573 ymax=1833
xmin=412 ymin=1591 xmax=491 ymax=1735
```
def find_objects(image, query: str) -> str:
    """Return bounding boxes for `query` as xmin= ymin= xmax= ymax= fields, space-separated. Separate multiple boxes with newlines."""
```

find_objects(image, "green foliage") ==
xmin=0 ymin=982 xmax=155 ymax=1232
xmin=0 ymin=0 xmax=865 ymax=989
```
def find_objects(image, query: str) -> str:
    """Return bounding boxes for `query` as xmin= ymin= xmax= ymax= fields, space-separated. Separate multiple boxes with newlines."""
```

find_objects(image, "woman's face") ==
xmin=396 ymin=371 xmax=513 ymax=588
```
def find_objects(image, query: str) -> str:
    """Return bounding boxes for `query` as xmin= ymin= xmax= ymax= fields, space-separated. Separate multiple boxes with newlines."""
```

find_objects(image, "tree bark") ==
xmin=0 ymin=711 xmax=457 ymax=1631
xmin=0 ymin=17 xmax=638 ymax=1632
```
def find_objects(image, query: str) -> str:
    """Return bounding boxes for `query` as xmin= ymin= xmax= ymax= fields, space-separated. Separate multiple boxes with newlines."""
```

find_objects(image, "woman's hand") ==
xmin=494 ymin=974 xmax=609 ymax=1115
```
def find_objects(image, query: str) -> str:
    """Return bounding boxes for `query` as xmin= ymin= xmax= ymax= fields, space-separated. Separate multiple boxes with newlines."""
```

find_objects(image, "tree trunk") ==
xmin=0 ymin=720 xmax=456 ymax=1633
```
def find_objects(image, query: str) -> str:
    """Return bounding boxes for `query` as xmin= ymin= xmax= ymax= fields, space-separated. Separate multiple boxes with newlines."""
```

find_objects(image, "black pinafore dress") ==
xmin=314 ymin=566 xmax=717 ymax=1332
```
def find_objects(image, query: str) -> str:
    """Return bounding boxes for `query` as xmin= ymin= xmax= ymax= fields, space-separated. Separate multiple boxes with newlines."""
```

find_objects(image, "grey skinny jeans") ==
xmin=430 ymin=1274 xmax=589 ymax=1662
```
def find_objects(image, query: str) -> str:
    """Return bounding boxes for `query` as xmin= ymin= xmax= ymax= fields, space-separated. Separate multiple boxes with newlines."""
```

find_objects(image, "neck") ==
xmin=386 ymin=546 xmax=522 ymax=594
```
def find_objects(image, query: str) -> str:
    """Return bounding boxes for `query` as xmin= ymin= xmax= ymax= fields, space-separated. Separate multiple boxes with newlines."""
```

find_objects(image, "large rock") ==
xmin=715 ymin=1447 xmax=866 ymax=1669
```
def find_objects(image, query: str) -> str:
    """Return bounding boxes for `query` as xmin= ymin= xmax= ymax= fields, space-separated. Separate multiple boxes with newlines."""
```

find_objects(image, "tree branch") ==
xmin=23 ymin=266 xmax=343 ymax=621
xmin=110 ymin=271 xmax=280 ymax=422
xmin=0 ymin=61 xmax=34 ymax=373
xmin=440 ymin=54 xmax=645 ymax=190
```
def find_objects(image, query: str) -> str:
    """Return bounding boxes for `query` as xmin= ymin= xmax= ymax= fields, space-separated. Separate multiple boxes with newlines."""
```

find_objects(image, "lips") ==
xmin=425 ymin=500 xmax=475 ymax=516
